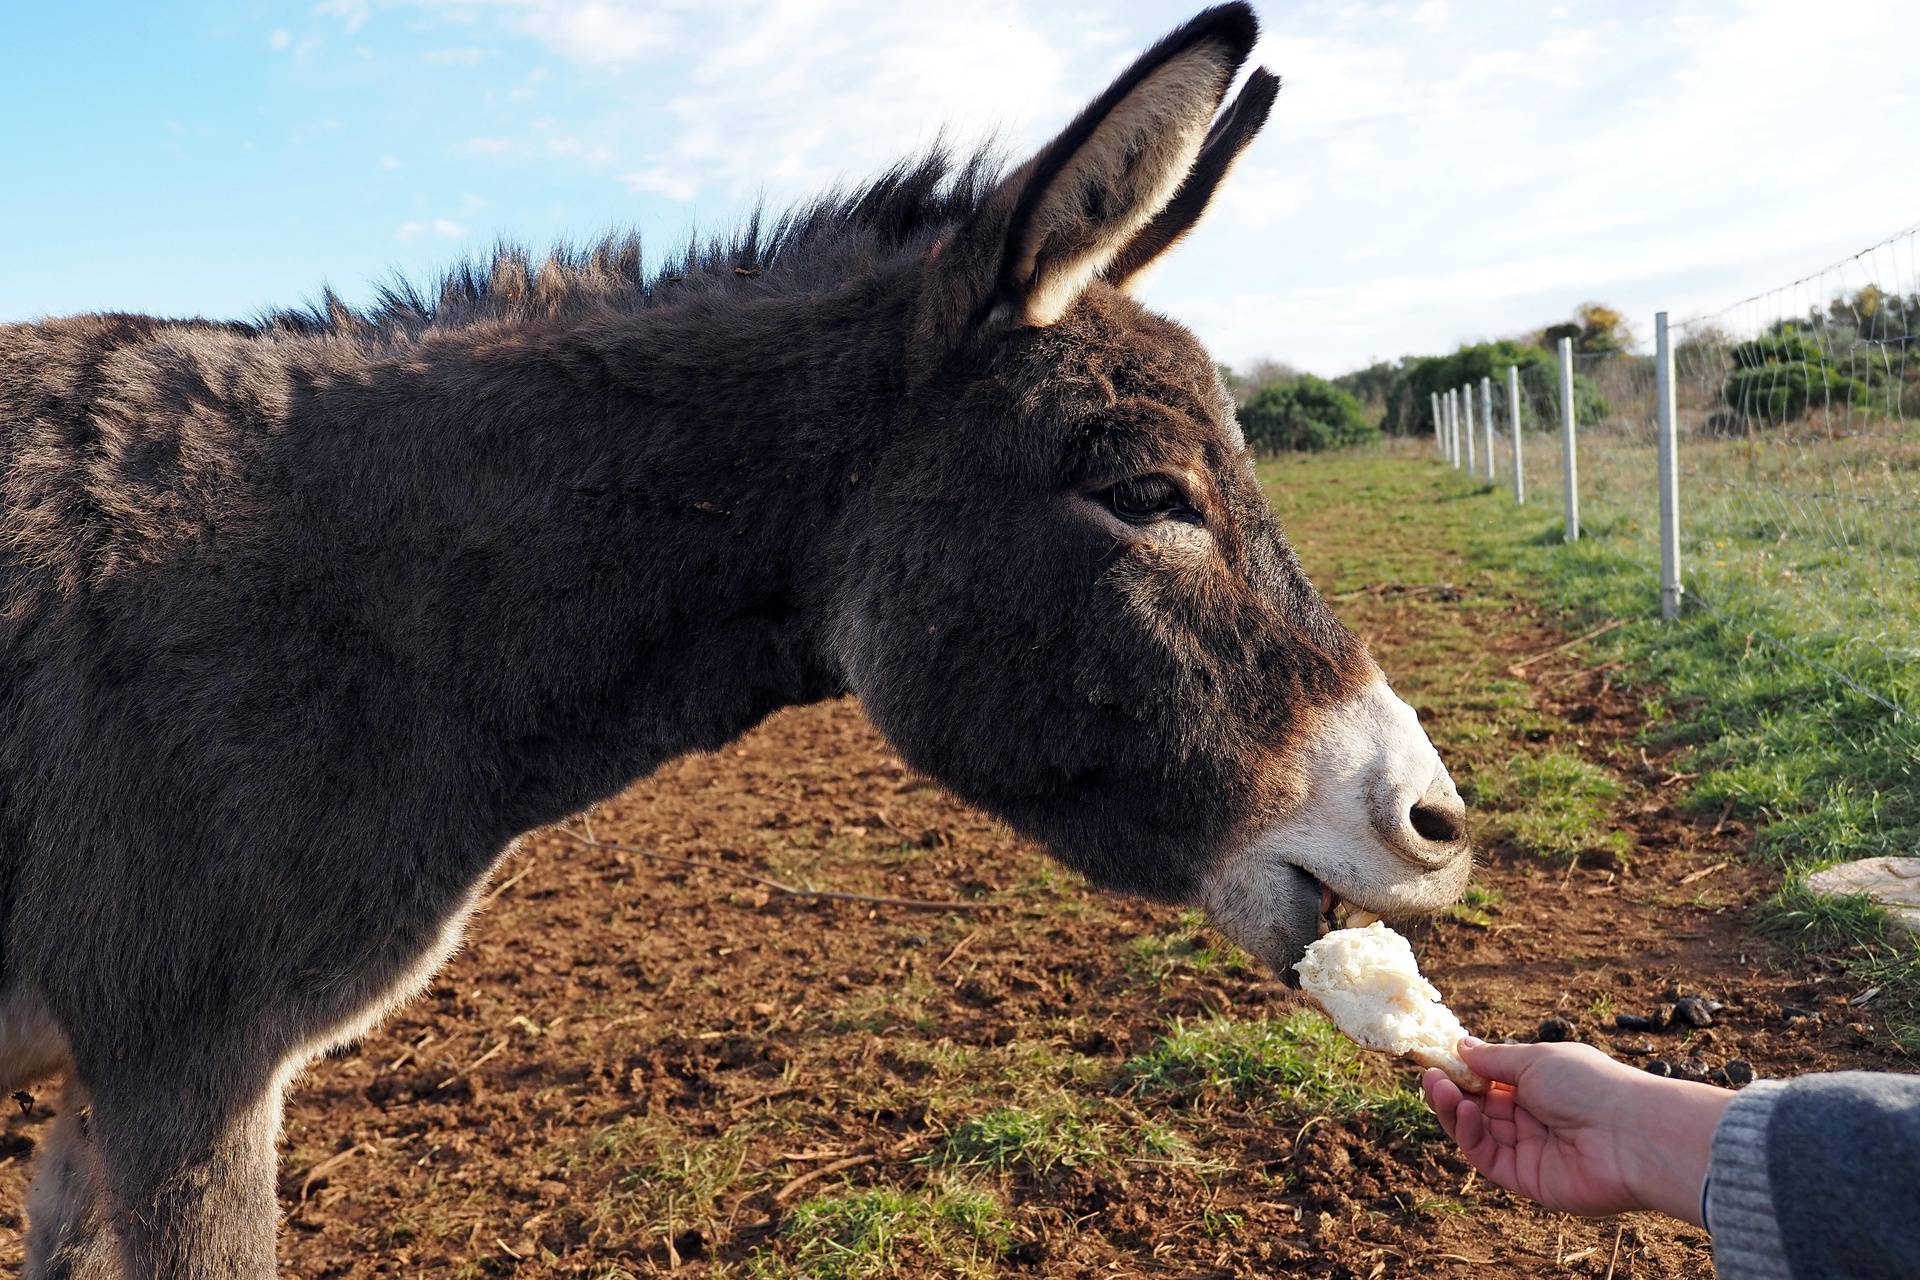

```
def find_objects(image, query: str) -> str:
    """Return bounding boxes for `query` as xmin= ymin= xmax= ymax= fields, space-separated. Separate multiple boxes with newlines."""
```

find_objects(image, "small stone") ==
xmin=1537 ymin=1017 xmax=1577 ymax=1043
xmin=1780 ymin=1005 xmax=1816 ymax=1022
xmin=1615 ymin=1041 xmax=1655 ymax=1057
xmin=1723 ymin=1060 xmax=1756 ymax=1086
xmin=1674 ymin=996 xmax=1715 ymax=1028
xmin=1643 ymin=1059 xmax=1674 ymax=1077
xmin=1614 ymin=1013 xmax=1655 ymax=1032
xmin=1652 ymin=1003 xmax=1678 ymax=1031
xmin=1680 ymin=1057 xmax=1712 ymax=1080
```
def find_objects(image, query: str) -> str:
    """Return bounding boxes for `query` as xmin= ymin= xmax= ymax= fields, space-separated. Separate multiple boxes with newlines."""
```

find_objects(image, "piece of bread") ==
xmin=1294 ymin=922 xmax=1488 ymax=1093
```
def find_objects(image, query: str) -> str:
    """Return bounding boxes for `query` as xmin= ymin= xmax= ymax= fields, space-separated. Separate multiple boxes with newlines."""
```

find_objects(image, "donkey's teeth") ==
xmin=1335 ymin=904 xmax=1382 ymax=929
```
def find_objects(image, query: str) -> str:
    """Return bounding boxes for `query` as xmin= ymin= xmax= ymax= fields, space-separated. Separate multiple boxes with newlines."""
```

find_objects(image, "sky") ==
xmin=5 ymin=0 xmax=1918 ymax=375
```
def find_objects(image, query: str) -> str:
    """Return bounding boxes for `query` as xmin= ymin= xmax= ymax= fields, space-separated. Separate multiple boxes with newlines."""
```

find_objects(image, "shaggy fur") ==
xmin=0 ymin=6 xmax=1385 ymax=1275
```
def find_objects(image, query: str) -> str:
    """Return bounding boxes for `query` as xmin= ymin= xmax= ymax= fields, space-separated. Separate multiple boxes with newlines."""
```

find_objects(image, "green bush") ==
xmin=1722 ymin=326 xmax=1875 ymax=422
xmin=1239 ymin=374 xmax=1378 ymax=453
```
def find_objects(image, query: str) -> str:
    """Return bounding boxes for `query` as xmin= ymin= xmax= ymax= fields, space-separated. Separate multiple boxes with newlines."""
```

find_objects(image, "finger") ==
xmin=1424 ymin=1070 xmax=1463 ymax=1142
xmin=1455 ymin=1097 xmax=1492 ymax=1159
xmin=1457 ymin=1037 xmax=1540 ymax=1085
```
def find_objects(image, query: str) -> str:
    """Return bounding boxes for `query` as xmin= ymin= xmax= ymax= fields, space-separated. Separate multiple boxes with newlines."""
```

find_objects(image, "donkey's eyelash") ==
xmin=1104 ymin=475 xmax=1203 ymax=525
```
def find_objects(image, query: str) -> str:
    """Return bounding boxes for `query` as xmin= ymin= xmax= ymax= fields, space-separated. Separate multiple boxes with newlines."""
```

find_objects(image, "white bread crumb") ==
xmin=1294 ymin=922 xmax=1486 ymax=1092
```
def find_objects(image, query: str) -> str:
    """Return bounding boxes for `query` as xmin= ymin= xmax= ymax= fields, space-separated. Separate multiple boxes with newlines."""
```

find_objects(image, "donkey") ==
xmin=0 ymin=5 xmax=1469 ymax=1275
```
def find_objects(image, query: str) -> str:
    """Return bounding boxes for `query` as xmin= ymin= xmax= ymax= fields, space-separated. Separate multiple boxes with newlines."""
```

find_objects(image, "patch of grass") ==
xmin=1125 ymin=909 xmax=1255 ymax=983
xmin=1126 ymin=1010 xmax=1431 ymax=1138
xmin=749 ymin=1183 xmax=1016 ymax=1280
xmin=1757 ymin=881 xmax=1920 ymax=1052
xmin=830 ymin=975 xmax=940 ymax=1034
xmin=933 ymin=1103 xmax=1108 ymax=1179
xmin=1467 ymin=748 xmax=1632 ymax=861
xmin=582 ymin=1113 xmax=762 ymax=1246
xmin=1447 ymin=882 xmax=1505 ymax=928
xmin=928 ymin=1098 xmax=1202 ymax=1183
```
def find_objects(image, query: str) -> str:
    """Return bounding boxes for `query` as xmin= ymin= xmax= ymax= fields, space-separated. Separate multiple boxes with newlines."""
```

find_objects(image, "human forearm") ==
xmin=1617 ymin=1075 xmax=1733 ymax=1226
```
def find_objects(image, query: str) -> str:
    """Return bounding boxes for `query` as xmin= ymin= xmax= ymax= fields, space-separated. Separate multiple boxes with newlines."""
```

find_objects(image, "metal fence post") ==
xmin=1558 ymin=336 xmax=1579 ymax=542
xmin=1430 ymin=391 xmax=1443 ymax=458
xmin=1462 ymin=384 xmax=1475 ymax=474
xmin=1507 ymin=364 xmax=1523 ymax=504
xmin=1443 ymin=393 xmax=1459 ymax=474
xmin=1450 ymin=389 xmax=1462 ymax=468
xmin=1480 ymin=375 xmax=1495 ymax=481
xmin=1655 ymin=311 xmax=1683 ymax=620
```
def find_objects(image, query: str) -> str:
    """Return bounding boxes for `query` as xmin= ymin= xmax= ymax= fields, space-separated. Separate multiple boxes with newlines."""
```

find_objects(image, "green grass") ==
xmin=748 ymin=1184 xmax=1016 ymax=1279
xmin=1124 ymin=909 xmax=1256 ymax=983
xmin=1125 ymin=1010 xmax=1432 ymax=1137
xmin=928 ymin=1100 xmax=1195 ymax=1182
xmin=582 ymin=1112 xmax=764 ymax=1246
xmin=1757 ymin=880 xmax=1920 ymax=1053
xmin=1467 ymin=748 xmax=1633 ymax=861
xmin=1447 ymin=882 xmax=1505 ymax=928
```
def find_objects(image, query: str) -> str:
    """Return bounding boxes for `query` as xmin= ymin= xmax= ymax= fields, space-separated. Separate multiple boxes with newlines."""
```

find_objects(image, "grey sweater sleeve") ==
xmin=1707 ymin=1070 xmax=1920 ymax=1280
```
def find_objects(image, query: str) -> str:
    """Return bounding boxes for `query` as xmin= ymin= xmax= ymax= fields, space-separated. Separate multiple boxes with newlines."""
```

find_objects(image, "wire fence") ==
xmin=1434 ymin=221 xmax=1920 ymax=718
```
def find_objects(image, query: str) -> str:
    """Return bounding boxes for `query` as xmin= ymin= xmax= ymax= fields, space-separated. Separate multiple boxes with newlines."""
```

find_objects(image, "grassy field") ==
xmin=1406 ymin=434 xmax=1920 ymax=1048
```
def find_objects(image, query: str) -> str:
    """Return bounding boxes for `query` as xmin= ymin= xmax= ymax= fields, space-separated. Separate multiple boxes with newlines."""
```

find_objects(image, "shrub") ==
xmin=1239 ymin=374 xmax=1378 ymax=453
xmin=1720 ymin=324 xmax=1879 ymax=424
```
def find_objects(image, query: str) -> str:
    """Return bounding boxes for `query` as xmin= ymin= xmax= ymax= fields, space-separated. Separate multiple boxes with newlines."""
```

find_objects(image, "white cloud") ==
xmin=268 ymin=29 xmax=293 ymax=50
xmin=423 ymin=47 xmax=489 ymax=66
xmin=622 ymin=167 xmax=698 ymax=202
xmin=378 ymin=154 xmax=404 ymax=171
xmin=317 ymin=0 xmax=1920 ymax=373
xmin=456 ymin=136 xmax=514 ymax=156
xmin=397 ymin=217 xmax=471 ymax=240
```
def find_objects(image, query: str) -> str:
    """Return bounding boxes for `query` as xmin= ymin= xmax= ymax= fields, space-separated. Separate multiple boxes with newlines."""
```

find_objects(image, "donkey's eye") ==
xmin=1105 ymin=475 xmax=1200 ymax=525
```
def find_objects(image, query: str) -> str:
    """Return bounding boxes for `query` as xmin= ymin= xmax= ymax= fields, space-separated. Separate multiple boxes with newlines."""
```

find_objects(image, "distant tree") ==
xmin=1219 ymin=357 xmax=1301 ymax=406
xmin=1239 ymin=374 xmax=1379 ymax=453
xmin=1535 ymin=303 xmax=1635 ymax=355
xmin=1332 ymin=359 xmax=1401 ymax=414
xmin=1540 ymin=321 xmax=1581 ymax=350
xmin=1573 ymin=302 xmax=1634 ymax=354
xmin=1377 ymin=340 xmax=1607 ymax=437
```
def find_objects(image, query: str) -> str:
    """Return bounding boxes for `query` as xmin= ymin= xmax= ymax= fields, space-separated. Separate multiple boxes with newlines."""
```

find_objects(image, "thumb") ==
xmin=1458 ymin=1037 xmax=1540 ymax=1085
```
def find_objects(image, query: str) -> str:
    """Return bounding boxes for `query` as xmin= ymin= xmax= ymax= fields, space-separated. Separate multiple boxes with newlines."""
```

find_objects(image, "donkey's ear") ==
xmin=985 ymin=4 xmax=1260 ymax=328
xmin=1105 ymin=68 xmax=1278 ymax=293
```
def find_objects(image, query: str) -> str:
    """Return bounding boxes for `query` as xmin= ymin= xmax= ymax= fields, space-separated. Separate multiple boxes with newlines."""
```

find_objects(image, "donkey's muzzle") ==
xmin=1370 ymin=766 xmax=1468 ymax=869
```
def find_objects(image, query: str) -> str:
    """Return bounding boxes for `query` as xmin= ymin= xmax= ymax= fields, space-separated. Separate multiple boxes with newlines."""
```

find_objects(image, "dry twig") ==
xmin=774 ymin=1153 xmax=875 ymax=1204
xmin=1509 ymin=619 xmax=1625 ymax=674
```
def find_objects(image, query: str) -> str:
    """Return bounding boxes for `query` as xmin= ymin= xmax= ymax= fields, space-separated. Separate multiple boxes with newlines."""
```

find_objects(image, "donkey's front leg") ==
xmin=85 ymin=1060 xmax=284 ymax=1280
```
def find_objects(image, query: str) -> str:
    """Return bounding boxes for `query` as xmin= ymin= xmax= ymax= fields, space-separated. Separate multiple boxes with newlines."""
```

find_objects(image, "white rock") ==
xmin=1804 ymin=857 xmax=1920 ymax=935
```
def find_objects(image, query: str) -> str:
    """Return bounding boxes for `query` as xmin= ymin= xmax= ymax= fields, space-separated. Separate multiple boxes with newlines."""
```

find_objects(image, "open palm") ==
xmin=1423 ymin=1044 xmax=1640 ymax=1216
xmin=1423 ymin=1038 xmax=1733 ymax=1226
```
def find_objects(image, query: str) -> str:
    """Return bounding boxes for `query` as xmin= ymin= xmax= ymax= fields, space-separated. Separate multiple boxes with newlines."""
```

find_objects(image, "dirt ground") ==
xmin=0 ymin=456 xmax=1898 ymax=1278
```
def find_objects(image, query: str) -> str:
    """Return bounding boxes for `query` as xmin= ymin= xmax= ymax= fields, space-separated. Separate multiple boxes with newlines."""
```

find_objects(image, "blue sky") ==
xmin=6 ymin=1 xmax=1917 ymax=373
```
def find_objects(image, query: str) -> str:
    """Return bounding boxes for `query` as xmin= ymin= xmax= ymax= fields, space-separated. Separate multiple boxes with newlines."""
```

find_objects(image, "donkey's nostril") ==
xmin=1408 ymin=779 xmax=1466 ymax=845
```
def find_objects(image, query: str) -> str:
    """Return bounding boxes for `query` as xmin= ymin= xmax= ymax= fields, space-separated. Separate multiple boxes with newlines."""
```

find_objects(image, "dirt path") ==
xmin=0 ymin=451 xmax=1895 ymax=1277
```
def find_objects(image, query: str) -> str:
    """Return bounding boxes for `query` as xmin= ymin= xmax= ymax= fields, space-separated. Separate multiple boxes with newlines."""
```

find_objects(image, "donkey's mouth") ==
xmin=1317 ymin=883 xmax=1383 ymax=937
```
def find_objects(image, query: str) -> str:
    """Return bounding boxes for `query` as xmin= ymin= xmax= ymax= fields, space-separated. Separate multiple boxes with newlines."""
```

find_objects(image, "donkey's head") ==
xmin=835 ymin=3 xmax=1469 ymax=976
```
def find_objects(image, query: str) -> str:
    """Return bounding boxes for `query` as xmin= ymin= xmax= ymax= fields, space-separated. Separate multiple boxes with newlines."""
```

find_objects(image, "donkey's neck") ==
xmin=337 ymin=281 xmax=906 ymax=838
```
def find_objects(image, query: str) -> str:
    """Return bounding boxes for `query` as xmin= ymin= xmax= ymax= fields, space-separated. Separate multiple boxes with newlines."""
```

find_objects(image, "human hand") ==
xmin=1422 ymin=1038 xmax=1734 ymax=1225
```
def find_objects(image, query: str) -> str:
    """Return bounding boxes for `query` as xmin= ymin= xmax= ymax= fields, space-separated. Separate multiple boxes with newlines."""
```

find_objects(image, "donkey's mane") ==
xmin=257 ymin=147 xmax=1003 ymax=341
